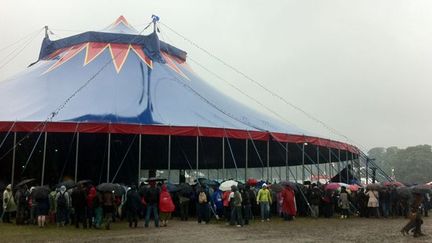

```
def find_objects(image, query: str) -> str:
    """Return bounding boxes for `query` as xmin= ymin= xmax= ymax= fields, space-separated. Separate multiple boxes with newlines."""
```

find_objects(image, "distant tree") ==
xmin=368 ymin=145 xmax=432 ymax=184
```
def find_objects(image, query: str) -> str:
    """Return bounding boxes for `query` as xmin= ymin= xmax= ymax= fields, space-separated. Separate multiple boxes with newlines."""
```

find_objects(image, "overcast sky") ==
xmin=1 ymin=0 xmax=432 ymax=151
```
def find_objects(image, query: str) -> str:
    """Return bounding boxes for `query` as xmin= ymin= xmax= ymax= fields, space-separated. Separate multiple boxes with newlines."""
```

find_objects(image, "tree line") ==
xmin=368 ymin=144 xmax=432 ymax=184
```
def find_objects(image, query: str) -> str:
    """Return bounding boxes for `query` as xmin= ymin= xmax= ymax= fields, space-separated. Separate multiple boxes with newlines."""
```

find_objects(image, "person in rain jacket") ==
xmin=212 ymin=188 xmax=224 ymax=219
xmin=281 ymin=186 xmax=296 ymax=221
xmin=339 ymin=186 xmax=350 ymax=219
xmin=145 ymin=181 xmax=160 ymax=228
xmin=159 ymin=184 xmax=175 ymax=227
xmin=2 ymin=184 xmax=16 ymax=223
xmin=222 ymin=190 xmax=231 ymax=222
xmin=125 ymin=185 xmax=141 ymax=228
xmin=256 ymin=183 xmax=272 ymax=222
xmin=86 ymin=186 xmax=97 ymax=228
xmin=55 ymin=185 xmax=70 ymax=227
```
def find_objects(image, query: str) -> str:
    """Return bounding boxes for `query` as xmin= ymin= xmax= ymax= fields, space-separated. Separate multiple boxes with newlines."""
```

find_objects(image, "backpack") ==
xmin=198 ymin=191 xmax=207 ymax=203
xmin=57 ymin=192 xmax=67 ymax=208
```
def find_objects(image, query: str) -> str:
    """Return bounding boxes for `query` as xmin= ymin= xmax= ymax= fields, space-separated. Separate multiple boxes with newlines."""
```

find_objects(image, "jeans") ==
xmin=197 ymin=203 xmax=209 ymax=223
xmin=74 ymin=207 xmax=87 ymax=228
xmin=259 ymin=202 xmax=270 ymax=220
xmin=243 ymin=205 xmax=252 ymax=225
xmin=230 ymin=206 xmax=243 ymax=226
xmin=180 ymin=202 xmax=189 ymax=221
xmin=56 ymin=207 xmax=68 ymax=225
xmin=381 ymin=202 xmax=389 ymax=217
xmin=94 ymin=207 xmax=103 ymax=228
xmin=145 ymin=203 xmax=159 ymax=227
xmin=311 ymin=205 xmax=319 ymax=218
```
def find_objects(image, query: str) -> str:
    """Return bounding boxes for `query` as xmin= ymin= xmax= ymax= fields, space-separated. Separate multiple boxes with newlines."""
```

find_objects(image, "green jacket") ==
xmin=256 ymin=188 xmax=272 ymax=204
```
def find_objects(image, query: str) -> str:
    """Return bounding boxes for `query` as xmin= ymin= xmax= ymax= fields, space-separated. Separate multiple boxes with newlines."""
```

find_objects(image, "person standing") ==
xmin=197 ymin=187 xmax=210 ymax=224
xmin=159 ymin=184 xmax=175 ymax=227
xmin=256 ymin=183 xmax=272 ymax=222
xmin=15 ymin=186 xmax=28 ymax=225
xmin=144 ymin=181 xmax=160 ymax=228
xmin=86 ymin=186 xmax=97 ymax=228
xmin=178 ymin=191 xmax=190 ymax=221
xmin=2 ymin=184 xmax=16 ymax=223
xmin=71 ymin=184 xmax=88 ymax=228
xmin=125 ymin=185 xmax=141 ymax=228
xmin=281 ymin=186 xmax=297 ymax=221
xmin=365 ymin=189 xmax=380 ymax=218
xmin=240 ymin=185 xmax=252 ymax=225
xmin=102 ymin=190 xmax=115 ymax=230
xmin=55 ymin=186 xmax=70 ymax=227
xmin=35 ymin=190 xmax=50 ymax=228
xmin=309 ymin=184 xmax=322 ymax=218
xmin=222 ymin=190 xmax=231 ymax=222
xmin=339 ymin=186 xmax=350 ymax=219
xmin=401 ymin=193 xmax=426 ymax=237
xmin=229 ymin=185 xmax=243 ymax=227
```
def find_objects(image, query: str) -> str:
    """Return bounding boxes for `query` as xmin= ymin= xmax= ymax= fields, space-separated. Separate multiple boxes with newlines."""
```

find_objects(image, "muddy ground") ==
xmin=0 ymin=216 xmax=431 ymax=243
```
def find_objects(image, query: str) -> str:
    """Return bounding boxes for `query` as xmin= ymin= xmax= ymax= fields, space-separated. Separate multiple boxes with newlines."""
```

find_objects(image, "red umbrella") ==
xmin=348 ymin=184 xmax=360 ymax=192
xmin=382 ymin=181 xmax=404 ymax=187
xmin=247 ymin=178 xmax=258 ymax=186
xmin=325 ymin=183 xmax=341 ymax=191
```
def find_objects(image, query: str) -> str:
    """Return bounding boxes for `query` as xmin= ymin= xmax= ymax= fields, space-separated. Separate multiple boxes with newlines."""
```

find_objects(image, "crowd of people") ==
xmin=1 ymin=179 xmax=429 ymax=238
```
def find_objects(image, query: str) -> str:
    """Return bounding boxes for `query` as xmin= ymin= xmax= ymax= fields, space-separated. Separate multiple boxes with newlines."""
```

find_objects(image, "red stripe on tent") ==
xmin=161 ymin=52 xmax=189 ymax=80
xmin=0 ymin=121 xmax=359 ymax=154
xmin=131 ymin=45 xmax=152 ymax=68
xmin=84 ymin=42 xmax=109 ymax=65
xmin=109 ymin=43 xmax=130 ymax=73
xmin=44 ymin=43 xmax=87 ymax=74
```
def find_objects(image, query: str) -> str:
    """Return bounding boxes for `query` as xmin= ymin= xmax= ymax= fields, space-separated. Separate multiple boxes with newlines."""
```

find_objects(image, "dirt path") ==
xmin=1 ymin=216 xmax=431 ymax=243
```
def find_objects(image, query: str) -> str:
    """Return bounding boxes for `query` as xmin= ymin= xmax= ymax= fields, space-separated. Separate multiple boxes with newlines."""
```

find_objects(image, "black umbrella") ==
xmin=397 ymin=187 xmax=412 ymax=199
xmin=77 ymin=179 xmax=92 ymax=185
xmin=32 ymin=186 xmax=50 ymax=200
xmin=366 ymin=183 xmax=382 ymax=191
xmin=166 ymin=183 xmax=180 ymax=193
xmin=197 ymin=178 xmax=219 ymax=187
xmin=146 ymin=177 xmax=166 ymax=182
xmin=411 ymin=185 xmax=432 ymax=194
xmin=279 ymin=181 xmax=299 ymax=192
xmin=270 ymin=183 xmax=284 ymax=193
xmin=57 ymin=180 xmax=76 ymax=189
xmin=15 ymin=178 xmax=36 ymax=188
xmin=178 ymin=183 xmax=193 ymax=194
xmin=97 ymin=183 xmax=125 ymax=196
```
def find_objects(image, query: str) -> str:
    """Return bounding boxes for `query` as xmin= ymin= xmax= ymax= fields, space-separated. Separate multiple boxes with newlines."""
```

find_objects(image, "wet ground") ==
xmin=1 ymin=216 xmax=431 ymax=243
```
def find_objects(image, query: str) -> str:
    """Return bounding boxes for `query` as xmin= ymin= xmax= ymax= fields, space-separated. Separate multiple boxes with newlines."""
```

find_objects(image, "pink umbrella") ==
xmin=348 ymin=184 xmax=360 ymax=192
xmin=325 ymin=183 xmax=341 ymax=191
xmin=382 ymin=181 xmax=404 ymax=187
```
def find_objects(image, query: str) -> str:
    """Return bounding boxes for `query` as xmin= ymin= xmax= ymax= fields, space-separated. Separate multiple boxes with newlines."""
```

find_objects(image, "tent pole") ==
xmin=74 ymin=132 xmax=79 ymax=183
xmin=222 ymin=137 xmax=225 ymax=180
xmin=346 ymin=150 xmax=349 ymax=184
xmin=302 ymin=143 xmax=305 ymax=183
xmin=285 ymin=142 xmax=289 ymax=181
xmin=245 ymin=139 xmax=248 ymax=181
xmin=196 ymin=135 xmax=199 ymax=177
xmin=41 ymin=131 xmax=47 ymax=186
xmin=138 ymin=134 xmax=142 ymax=184
xmin=328 ymin=148 xmax=331 ymax=181
xmin=107 ymin=133 xmax=111 ymax=183
xmin=337 ymin=149 xmax=341 ymax=182
xmin=168 ymin=135 xmax=171 ymax=181
xmin=11 ymin=132 xmax=17 ymax=186
xmin=316 ymin=146 xmax=320 ymax=184
xmin=266 ymin=140 xmax=270 ymax=181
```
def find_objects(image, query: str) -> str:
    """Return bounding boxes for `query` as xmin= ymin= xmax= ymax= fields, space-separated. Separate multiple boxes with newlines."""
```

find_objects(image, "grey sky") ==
xmin=1 ymin=0 xmax=431 ymax=151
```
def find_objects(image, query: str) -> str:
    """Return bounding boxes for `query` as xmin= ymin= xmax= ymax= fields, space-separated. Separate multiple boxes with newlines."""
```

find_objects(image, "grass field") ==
xmin=0 ymin=216 xmax=431 ymax=243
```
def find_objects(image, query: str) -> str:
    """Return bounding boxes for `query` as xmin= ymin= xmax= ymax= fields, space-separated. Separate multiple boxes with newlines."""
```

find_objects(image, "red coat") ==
xmin=159 ymin=185 xmax=175 ymax=213
xmin=87 ymin=186 xmax=96 ymax=209
xmin=281 ymin=187 xmax=296 ymax=216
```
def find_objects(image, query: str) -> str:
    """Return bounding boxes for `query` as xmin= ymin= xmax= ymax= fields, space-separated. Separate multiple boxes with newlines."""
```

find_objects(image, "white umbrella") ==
xmin=219 ymin=180 xmax=238 ymax=191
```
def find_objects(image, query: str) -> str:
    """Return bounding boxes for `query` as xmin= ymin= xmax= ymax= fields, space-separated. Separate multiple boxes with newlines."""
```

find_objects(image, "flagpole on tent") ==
xmin=245 ymin=138 xmax=248 ymax=181
xmin=74 ymin=132 xmax=79 ymax=183
xmin=107 ymin=132 xmax=111 ymax=183
xmin=138 ymin=134 xmax=142 ymax=184
xmin=285 ymin=142 xmax=289 ymax=181
xmin=168 ymin=134 xmax=171 ymax=181
xmin=266 ymin=140 xmax=270 ymax=181
xmin=11 ymin=132 xmax=17 ymax=186
xmin=41 ymin=131 xmax=47 ymax=186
